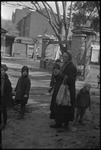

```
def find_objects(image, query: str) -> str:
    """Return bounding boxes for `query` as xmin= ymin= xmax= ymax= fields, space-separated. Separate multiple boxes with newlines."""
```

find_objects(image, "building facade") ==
xmin=12 ymin=7 xmax=73 ymax=42
xmin=16 ymin=10 xmax=55 ymax=39
xmin=12 ymin=7 xmax=30 ymax=24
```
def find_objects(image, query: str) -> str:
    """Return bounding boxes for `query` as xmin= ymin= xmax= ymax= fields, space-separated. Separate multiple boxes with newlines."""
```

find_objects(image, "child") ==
xmin=13 ymin=66 xmax=31 ymax=119
xmin=48 ymin=59 xmax=61 ymax=94
xmin=97 ymin=73 xmax=100 ymax=88
xmin=1 ymin=64 xmax=12 ymax=130
xmin=75 ymin=83 xmax=91 ymax=125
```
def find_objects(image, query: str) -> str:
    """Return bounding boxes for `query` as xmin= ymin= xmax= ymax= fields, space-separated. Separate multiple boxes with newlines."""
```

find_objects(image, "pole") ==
xmin=83 ymin=36 xmax=87 ymax=79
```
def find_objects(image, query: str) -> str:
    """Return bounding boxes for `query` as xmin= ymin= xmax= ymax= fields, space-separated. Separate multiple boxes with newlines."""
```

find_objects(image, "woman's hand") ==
xmin=24 ymin=94 xmax=28 ymax=98
xmin=12 ymin=90 xmax=16 ymax=96
xmin=63 ymin=75 xmax=68 ymax=84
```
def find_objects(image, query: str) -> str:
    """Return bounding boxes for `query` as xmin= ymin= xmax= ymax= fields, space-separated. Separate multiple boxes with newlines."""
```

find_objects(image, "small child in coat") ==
xmin=75 ymin=83 xmax=91 ymax=125
xmin=1 ymin=64 xmax=12 ymax=130
xmin=48 ymin=59 xmax=61 ymax=94
xmin=13 ymin=66 xmax=31 ymax=119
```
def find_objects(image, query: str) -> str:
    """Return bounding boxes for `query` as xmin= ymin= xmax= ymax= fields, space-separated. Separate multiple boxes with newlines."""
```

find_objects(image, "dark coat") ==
xmin=50 ymin=63 xmax=60 ymax=87
xmin=76 ymin=89 xmax=91 ymax=108
xmin=50 ymin=61 xmax=77 ymax=123
xmin=1 ymin=74 xmax=12 ymax=108
xmin=15 ymin=75 xmax=31 ymax=104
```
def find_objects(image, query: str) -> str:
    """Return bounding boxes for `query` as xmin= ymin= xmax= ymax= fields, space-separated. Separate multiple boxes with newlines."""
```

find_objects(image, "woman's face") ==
xmin=62 ymin=52 xmax=69 ymax=63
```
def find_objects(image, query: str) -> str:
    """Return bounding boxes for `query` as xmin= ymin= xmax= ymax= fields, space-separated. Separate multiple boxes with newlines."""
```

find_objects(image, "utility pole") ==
xmin=83 ymin=36 xmax=87 ymax=79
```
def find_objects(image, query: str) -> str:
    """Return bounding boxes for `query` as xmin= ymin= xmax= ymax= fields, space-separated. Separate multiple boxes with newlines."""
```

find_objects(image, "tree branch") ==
xmin=44 ymin=2 xmax=59 ymax=25
xmin=42 ymin=2 xmax=59 ymax=31
xmin=55 ymin=2 xmax=61 ymax=23
xmin=62 ymin=1 xmax=68 ymax=41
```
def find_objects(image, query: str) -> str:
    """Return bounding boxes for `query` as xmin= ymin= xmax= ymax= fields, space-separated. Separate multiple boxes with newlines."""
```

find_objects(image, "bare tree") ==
xmin=2 ymin=1 xmax=72 ymax=53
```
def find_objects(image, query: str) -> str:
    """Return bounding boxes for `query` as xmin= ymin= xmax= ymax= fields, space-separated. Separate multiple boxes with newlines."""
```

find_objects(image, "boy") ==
xmin=48 ymin=59 xmax=61 ymax=94
xmin=13 ymin=66 xmax=31 ymax=119
xmin=1 ymin=64 xmax=12 ymax=130
xmin=75 ymin=83 xmax=91 ymax=125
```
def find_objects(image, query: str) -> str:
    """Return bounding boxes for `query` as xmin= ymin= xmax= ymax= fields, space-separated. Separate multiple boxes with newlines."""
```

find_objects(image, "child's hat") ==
xmin=21 ymin=66 xmax=29 ymax=73
xmin=1 ymin=64 xmax=8 ymax=71
xmin=83 ymin=82 xmax=91 ymax=88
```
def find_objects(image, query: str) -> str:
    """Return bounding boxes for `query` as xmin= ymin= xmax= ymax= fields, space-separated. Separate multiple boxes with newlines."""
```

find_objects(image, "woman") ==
xmin=50 ymin=48 xmax=77 ymax=128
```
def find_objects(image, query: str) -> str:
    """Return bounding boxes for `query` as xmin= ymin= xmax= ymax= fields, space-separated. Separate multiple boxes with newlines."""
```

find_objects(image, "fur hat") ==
xmin=21 ymin=66 xmax=29 ymax=74
xmin=1 ymin=64 xmax=8 ymax=71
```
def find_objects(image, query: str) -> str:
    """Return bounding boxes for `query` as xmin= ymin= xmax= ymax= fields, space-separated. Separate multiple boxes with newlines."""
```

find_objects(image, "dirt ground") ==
xmin=1 ymin=57 xmax=100 ymax=149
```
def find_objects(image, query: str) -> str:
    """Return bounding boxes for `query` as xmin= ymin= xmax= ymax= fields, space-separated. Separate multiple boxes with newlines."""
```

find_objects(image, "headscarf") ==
xmin=60 ymin=50 xmax=72 ymax=72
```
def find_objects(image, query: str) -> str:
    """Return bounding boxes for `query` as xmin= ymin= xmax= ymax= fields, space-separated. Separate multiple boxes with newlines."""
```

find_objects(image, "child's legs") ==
xmin=2 ymin=105 xmax=7 ymax=125
xmin=20 ymin=103 xmax=26 ymax=116
xmin=79 ymin=107 xmax=86 ymax=121
xmin=75 ymin=107 xmax=82 ymax=121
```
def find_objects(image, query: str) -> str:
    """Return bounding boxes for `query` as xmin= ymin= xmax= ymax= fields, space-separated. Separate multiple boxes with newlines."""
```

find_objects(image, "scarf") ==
xmin=60 ymin=61 xmax=71 ymax=73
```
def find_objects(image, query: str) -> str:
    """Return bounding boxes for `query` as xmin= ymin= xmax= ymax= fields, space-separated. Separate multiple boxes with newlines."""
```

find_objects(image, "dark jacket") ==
xmin=76 ymin=88 xmax=91 ymax=108
xmin=15 ymin=75 xmax=31 ymax=101
xmin=62 ymin=61 xmax=77 ymax=107
xmin=1 ymin=74 xmax=12 ymax=107
xmin=50 ymin=63 xmax=60 ymax=87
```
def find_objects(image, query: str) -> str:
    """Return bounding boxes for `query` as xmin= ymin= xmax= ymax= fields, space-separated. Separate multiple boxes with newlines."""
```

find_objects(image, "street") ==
xmin=1 ymin=57 xmax=100 ymax=149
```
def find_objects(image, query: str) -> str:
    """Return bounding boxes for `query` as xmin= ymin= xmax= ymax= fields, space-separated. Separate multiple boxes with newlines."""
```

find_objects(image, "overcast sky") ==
xmin=1 ymin=1 xmax=71 ymax=20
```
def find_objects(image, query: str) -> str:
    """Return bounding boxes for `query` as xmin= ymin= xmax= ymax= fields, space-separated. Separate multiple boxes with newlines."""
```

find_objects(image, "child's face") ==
xmin=1 ymin=68 xmax=6 ymax=76
xmin=56 ymin=61 xmax=60 ymax=66
xmin=85 ymin=86 xmax=91 ymax=92
xmin=22 ymin=70 xmax=28 ymax=76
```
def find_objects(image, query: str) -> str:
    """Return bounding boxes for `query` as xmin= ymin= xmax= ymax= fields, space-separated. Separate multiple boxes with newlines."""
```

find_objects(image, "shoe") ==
xmin=50 ymin=113 xmax=55 ymax=119
xmin=50 ymin=124 xmax=62 ymax=128
xmin=63 ymin=123 xmax=69 ymax=128
xmin=1 ymin=123 xmax=6 ymax=130
xmin=15 ymin=115 xmax=24 ymax=119
xmin=79 ymin=120 xmax=85 ymax=125
xmin=15 ymin=113 xmax=21 ymax=118
xmin=48 ymin=90 xmax=51 ymax=93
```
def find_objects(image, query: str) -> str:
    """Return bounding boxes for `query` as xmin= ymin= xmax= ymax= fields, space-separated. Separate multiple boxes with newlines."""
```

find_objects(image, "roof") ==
xmin=14 ymin=36 xmax=34 ymax=44
xmin=15 ymin=36 xmax=33 ymax=41
xmin=6 ymin=32 xmax=17 ymax=37
xmin=37 ymin=34 xmax=56 ymax=40
xmin=1 ymin=27 xmax=8 ymax=34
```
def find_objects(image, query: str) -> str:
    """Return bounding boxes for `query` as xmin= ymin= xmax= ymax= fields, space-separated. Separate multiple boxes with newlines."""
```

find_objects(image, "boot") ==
xmin=15 ymin=113 xmax=21 ymax=118
xmin=50 ymin=123 xmax=62 ymax=128
xmin=0 ymin=123 xmax=7 ymax=130
xmin=16 ymin=105 xmax=25 ymax=119
xmin=63 ymin=122 xmax=69 ymax=128
xmin=16 ymin=114 xmax=24 ymax=119
xmin=79 ymin=119 xmax=85 ymax=125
